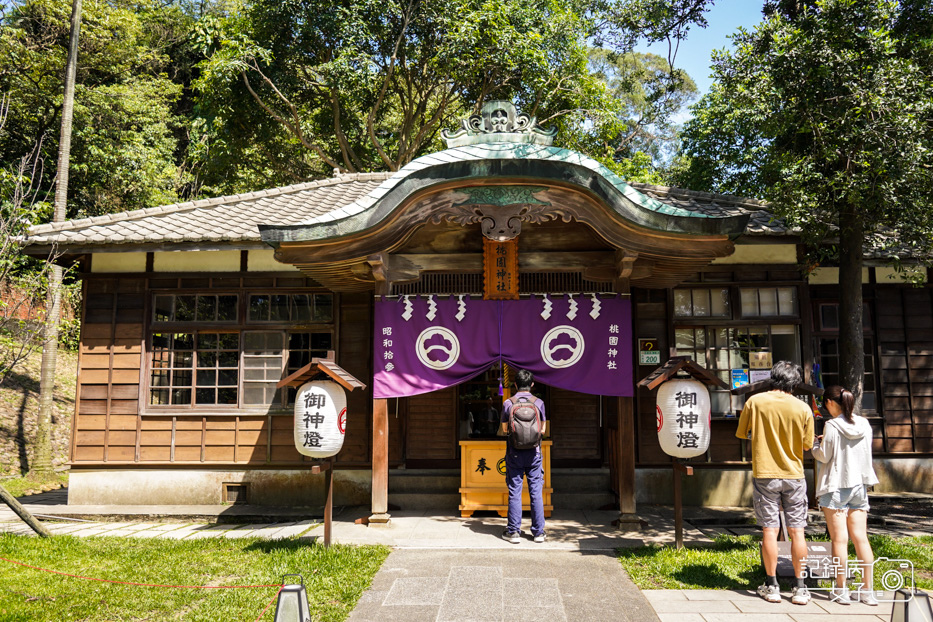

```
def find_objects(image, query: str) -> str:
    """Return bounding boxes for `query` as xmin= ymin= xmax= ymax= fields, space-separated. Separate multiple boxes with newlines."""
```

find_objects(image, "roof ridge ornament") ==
xmin=442 ymin=100 xmax=557 ymax=148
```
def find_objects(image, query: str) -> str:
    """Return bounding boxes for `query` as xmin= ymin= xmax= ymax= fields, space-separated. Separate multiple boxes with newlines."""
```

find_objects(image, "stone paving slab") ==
xmin=698 ymin=614 xmax=796 ymax=622
xmin=348 ymin=549 xmax=658 ymax=622
xmin=156 ymin=524 xmax=206 ymax=539
xmin=223 ymin=523 xmax=274 ymax=539
xmin=182 ymin=524 xmax=243 ymax=539
xmin=62 ymin=523 xmax=137 ymax=537
xmin=644 ymin=588 xmax=901 ymax=621
xmin=2 ymin=494 xmax=929 ymax=622
xmin=44 ymin=521 xmax=104 ymax=535
xmin=657 ymin=614 xmax=706 ymax=622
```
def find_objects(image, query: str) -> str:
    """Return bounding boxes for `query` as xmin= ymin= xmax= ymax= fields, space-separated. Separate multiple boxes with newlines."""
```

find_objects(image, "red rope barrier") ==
xmin=255 ymin=586 xmax=284 ymax=622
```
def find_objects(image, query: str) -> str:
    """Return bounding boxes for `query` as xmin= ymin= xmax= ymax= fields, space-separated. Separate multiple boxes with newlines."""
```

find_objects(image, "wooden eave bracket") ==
xmin=615 ymin=249 xmax=638 ymax=280
xmin=276 ymin=350 xmax=368 ymax=392
xmin=637 ymin=356 xmax=730 ymax=391
xmin=730 ymin=379 xmax=824 ymax=398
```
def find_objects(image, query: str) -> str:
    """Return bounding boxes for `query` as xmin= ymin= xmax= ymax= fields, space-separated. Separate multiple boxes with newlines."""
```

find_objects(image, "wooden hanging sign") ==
xmin=483 ymin=237 xmax=519 ymax=300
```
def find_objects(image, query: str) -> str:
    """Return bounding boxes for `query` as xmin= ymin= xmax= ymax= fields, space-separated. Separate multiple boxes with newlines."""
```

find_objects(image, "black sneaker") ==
xmin=502 ymin=530 xmax=520 ymax=544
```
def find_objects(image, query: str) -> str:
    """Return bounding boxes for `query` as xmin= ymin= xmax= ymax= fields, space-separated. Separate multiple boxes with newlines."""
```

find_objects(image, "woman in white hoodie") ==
xmin=811 ymin=385 xmax=880 ymax=606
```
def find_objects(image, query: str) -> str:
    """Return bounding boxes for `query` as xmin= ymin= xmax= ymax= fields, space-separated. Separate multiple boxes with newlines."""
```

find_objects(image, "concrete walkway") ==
xmin=1 ymin=491 xmax=928 ymax=621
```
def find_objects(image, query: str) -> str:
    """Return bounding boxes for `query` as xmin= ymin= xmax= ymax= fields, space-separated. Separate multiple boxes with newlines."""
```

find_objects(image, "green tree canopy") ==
xmin=0 ymin=0 xmax=199 ymax=218
xmin=0 ymin=0 xmax=712 ymax=217
xmin=191 ymin=0 xmax=711 ymax=191
xmin=674 ymin=0 xmax=933 ymax=399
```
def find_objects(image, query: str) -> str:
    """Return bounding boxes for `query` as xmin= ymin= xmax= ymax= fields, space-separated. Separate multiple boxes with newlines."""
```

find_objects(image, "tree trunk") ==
xmin=32 ymin=263 xmax=62 ymax=475
xmin=837 ymin=210 xmax=865 ymax=409
xmin=31 ymin=0 xmax=81 ymax=477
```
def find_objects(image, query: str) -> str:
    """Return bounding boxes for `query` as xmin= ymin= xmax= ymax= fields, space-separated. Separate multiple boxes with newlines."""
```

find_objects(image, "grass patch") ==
xmin=618 ymin=534 xmax=933 ymax=592
xmin=0 ymin=533 xmax=390 ymax=621
xmin=0 ymin=472 xmax=68 ymax=498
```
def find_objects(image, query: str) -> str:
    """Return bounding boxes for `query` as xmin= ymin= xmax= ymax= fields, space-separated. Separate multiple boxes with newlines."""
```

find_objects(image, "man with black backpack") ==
xmin=499 ymin=369 xmax=547 ymax=544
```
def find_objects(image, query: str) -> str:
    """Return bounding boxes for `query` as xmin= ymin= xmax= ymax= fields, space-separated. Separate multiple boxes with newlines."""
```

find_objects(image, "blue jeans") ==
xmin=505 ymin=446 xmax=545 ymax=537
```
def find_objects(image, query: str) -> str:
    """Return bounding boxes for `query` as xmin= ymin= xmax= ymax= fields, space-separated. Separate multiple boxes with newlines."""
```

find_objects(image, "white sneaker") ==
xmin=533 ymin=532 xmax=546 ymax=543
xmin=830 ymin=586 xmax=850 ymax=604
xmin=851 ymin=590 xmax=879 ymax=606
xmin=757 ymin=584 xmax=781 ymax=603
xmin=791 ymin=586 xmax=811 ymax=605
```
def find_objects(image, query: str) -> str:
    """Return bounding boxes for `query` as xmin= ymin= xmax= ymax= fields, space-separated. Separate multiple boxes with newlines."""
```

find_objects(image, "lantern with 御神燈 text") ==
xmin=656 ymin=377 xmax=711 ymax=458
xmin=294 ymin=380 xmax=347 ymax=458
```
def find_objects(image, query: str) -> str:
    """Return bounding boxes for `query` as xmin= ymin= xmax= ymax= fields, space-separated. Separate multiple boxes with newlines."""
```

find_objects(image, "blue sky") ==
xmin=637 ymin=0 xmax=768 ymax=98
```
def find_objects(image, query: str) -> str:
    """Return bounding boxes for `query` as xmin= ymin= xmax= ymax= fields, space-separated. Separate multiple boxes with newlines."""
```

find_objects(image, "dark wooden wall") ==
xmin=74 ymin=277 xmax=144 ymax=463
xmin=875 ymin=286 xmax=933 ymax=453
xmin=337 ymin=292 xmax=374 ymax=464
xmin=548 ymin=388 xmax=601 ymax=464
xmin=72 ymin=275 xmax=376 ymax=468
xmin=70 ymin=274 xmax=932 ymax=471
xmin=403 ymin=388 xmax=458 ymax=463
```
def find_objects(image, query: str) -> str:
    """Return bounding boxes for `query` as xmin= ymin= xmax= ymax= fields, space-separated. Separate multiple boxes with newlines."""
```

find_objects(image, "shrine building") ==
xmin=21 ymin=101 xmax=932 ymax=521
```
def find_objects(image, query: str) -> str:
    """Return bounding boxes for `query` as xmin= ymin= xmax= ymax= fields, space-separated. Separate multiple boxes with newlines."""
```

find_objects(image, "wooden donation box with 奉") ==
xmin=458 ymin=440 xmax=552 ymax=518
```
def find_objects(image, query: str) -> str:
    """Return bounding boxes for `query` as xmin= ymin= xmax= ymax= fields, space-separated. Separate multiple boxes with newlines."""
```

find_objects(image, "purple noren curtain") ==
xmin=373 ymin=295 xmax=632 ymax=398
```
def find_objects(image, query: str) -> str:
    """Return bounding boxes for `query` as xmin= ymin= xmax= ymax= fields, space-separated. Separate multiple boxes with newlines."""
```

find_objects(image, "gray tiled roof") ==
xmin=298 ymin=143 xmax=718 ymax=226
xmin=23 ymin=173 xmax=393 ymax=248
xmin=23 ymin=171 xmax=787 ymax=251
xmin=629 ymin=183 xmax=789 ymax=236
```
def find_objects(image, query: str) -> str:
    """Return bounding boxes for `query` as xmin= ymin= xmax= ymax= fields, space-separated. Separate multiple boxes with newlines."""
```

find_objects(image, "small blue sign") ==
xmin=731 ymin=368 xmax=749 ymax=389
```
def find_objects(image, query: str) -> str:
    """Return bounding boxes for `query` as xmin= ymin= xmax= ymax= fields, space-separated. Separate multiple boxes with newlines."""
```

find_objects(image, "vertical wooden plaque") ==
xmin=483 ymin=237 xmax=519 ymax=300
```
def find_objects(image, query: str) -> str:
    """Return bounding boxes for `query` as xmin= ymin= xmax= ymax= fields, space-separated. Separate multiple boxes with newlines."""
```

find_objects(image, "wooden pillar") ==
xmin=323 ymin=460 xmax=333 ymax=545
xmin=370 ymin=397 xmax=391 ymax=523
xmin=369 ymin=258 xmax=391 ymax=523
xmin=617 ymin=396 xmax=637 ymax=516
xmin=614 ymin=258 xmax=640 ymax=528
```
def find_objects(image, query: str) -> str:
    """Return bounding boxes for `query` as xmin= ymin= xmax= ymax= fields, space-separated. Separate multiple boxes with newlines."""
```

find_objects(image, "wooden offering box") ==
xmin=458 ymin=440 xmax=552 ymax=518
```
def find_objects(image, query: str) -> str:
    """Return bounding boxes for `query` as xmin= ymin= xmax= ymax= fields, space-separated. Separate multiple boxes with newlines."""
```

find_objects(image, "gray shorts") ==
xmin=752 ymin=478 xmax=808 ymax=528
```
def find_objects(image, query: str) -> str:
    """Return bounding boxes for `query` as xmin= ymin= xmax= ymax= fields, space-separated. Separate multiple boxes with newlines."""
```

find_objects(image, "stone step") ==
xmin=551 ymin=468 xmax=611 ymax=493
xmin=388 ymin=492 xmax=462 ymax=510
xmin=388 ymin=468 xmax=613 ymax=495
xmin=388 ymin=469 xmax=460 ymax=494
xmin=388 ymin=491 xmax=617 ymax=512
xmin=387 ymin=468 xmax=615 ymax=512
xmin=551 ymin=492 xmax=618 ymax=510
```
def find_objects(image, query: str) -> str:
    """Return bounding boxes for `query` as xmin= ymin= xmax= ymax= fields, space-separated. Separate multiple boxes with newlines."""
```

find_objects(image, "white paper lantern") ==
xmin=294 ymin=380 xmax=347 ymax=458
xmin=656 ymin=378 xmax=711 ymax=458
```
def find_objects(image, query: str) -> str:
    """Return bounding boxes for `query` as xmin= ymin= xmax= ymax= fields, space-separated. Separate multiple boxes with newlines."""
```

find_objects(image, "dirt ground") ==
xmin=0 ymin=347 xmax=76 ymax=478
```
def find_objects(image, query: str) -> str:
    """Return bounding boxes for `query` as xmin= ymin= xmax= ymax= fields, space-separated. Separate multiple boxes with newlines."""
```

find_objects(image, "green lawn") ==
xmin=0 ymin=533 xmax=389 ymax=621
xmin=618 ymin=534 xmax=933 ymax=591
xmin=0 ymin=472 xmax=69 ymax=498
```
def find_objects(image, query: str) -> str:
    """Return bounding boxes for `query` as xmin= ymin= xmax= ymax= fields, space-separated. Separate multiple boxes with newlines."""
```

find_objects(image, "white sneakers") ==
xmin=851 ymin=590 xmax=879 ymax=606
xmin=761 ymin=583 xmax=877 ymax=606
xmin=502 ymin=530 xmax=547 ymax=543
xmin=757 ymin=584 xmax=781 ymax=603
xmin=830 ymin=586 xmax=850 ymax=604
xmin=791 ymin=586 xmax=811 ymax=605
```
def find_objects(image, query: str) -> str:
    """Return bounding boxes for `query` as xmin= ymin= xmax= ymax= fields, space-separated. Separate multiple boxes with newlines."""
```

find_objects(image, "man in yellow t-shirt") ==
xmin=736 ymin=361 xmax=814 ymax=606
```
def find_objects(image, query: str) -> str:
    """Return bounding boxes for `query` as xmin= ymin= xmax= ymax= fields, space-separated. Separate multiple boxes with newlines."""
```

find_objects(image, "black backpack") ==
xmin=508 ymin=396 xmax=543 ymax=450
